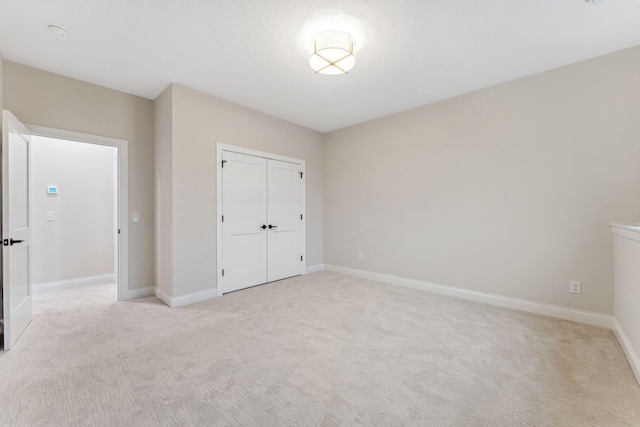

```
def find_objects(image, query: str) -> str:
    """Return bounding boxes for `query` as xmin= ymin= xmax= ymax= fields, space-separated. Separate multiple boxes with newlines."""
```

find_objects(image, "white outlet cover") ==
xmin=46 ymin=212 xmax=55 ymax=222
xmin=570 ymin=281 xmax=581 ymax=294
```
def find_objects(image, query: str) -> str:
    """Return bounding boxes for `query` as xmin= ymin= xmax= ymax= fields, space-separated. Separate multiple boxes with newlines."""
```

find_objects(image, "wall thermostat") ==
xmin=47 ymin=186 xmax=58 ymax=194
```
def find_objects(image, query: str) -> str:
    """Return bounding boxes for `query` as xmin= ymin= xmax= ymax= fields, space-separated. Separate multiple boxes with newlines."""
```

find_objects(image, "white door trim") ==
xmin=216 ymin=143 xmax=306 ymax=297
xmin=26 ymin=125 xmax=130 ymax=302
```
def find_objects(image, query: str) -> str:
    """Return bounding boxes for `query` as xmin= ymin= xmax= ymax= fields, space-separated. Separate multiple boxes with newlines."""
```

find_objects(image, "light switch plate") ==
xmin=46 ymin=212 xmax=55 ymax=222
xmin=132 ymin=212 xmax=140 ymax=222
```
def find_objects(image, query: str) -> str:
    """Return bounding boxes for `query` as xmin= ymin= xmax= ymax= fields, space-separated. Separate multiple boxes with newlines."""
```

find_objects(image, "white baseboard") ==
xmin=154 ymin=287 xmax=172 ymax=307
xmin=154 ymin=287 xmax=217 ymax=308
xmin=612 ymin=318 xmax=640 ymax=386
xmin=324 ymin=264 xmax=613 ymax=329
xmin=33 ymin=274 xmax=116 ymax=294
xmin=124 ymin=286 xmax=155 ymax=300
xmin=305 ymin=264 xmax=325 ymax=274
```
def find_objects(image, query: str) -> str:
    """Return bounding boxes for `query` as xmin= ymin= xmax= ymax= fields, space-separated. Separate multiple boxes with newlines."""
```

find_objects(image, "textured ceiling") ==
xmin=0 ymin=0 xmax=639 ymax=132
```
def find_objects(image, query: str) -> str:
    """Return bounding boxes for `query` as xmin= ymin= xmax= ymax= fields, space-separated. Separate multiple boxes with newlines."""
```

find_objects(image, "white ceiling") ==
xmin=0 ymin=0 xmax=639 ymax=132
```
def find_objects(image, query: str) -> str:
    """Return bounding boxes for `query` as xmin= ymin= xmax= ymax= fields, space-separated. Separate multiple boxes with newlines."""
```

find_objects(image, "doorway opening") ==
xmin=28 ymin=125 xmax=129 ymax=303
xmin=30 ymin=135 xmax=118 ymax=310
xmin=1 ymin=114 xmax=131 ymax=351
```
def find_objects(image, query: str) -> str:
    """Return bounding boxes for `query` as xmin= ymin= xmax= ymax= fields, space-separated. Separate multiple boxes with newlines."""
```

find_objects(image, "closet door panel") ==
xmin=267 ymin=159 xmax=303 ymax=282
xmin=221 ymin=151 xmax=268 ymax=293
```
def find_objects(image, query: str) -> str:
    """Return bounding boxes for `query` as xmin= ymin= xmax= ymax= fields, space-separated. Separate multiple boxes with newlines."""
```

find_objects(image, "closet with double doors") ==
xmin=218 ymin=147 xmax=305 ymax=294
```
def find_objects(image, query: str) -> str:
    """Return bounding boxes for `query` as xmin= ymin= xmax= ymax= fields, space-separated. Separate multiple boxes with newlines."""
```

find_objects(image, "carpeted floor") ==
xmin=1 ymin=271 xmax=639 ymax=426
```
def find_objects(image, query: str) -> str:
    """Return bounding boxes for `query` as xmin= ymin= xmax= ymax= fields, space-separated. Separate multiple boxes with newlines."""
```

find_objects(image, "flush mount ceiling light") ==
xmin=308 ymin=31 xmax=356 ymax=75
xmin=48 ymin=24 xmax=68 ymax=37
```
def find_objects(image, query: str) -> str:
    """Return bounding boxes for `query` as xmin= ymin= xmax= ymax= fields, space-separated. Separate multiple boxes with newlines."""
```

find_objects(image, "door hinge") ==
xmin=300 ymin=214 xmax=303 ymax=220
xmin=222 ymin=160 xmax=227 ymax=168
xmin=300 ymin=172 xmax=303 ymax=179
xmin=301 ymin=255 xmax=303 ymax=261
xmin=118 ymin=229 xmax=121 ymax=235
xmin=222 ymin=215 xmax=224 ymax=222
xmin=222 ymin=269 xmax=225 ymax=277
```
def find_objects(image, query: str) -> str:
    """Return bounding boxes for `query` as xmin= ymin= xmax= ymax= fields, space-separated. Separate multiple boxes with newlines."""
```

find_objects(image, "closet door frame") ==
xmin=216 ymin=143 xmax=306 ymax=297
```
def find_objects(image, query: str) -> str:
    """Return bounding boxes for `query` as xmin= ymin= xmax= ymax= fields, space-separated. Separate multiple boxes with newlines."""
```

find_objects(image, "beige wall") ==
xmin=0 ymin=52 xmax=3 ymax=122
xmin=324 ymin=46 xmax=640 ymax=315
xmin=169 ymin=84 xmax=324 ymax=296
xmin=31 ymin=136 xmax=116 ymax=284
xmin=154 ymin=85 xmax=174 ymax=296
xmin=3 ymin=61 xmax=155 ymax=292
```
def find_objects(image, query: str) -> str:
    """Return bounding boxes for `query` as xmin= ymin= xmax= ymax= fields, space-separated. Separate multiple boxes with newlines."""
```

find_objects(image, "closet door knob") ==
xmin=268 ymin=225 xmax=277 ymax=229
xmin=260 ymin=225 xmax=267 ymax=229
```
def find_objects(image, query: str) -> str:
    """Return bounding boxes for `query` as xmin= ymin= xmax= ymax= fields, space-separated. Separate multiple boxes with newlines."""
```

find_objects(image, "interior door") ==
xmin=221 ymin=151 xmax=268 ymax=293
xmin=2 ymin=110 xmax=33 ymax=350
xmin=267 ymin=159 xmax=303 ymax=282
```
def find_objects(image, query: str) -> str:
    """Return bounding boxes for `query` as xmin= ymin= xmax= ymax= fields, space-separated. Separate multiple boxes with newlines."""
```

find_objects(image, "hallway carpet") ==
xmin=1 ymin=272 xmax=639 ymax=426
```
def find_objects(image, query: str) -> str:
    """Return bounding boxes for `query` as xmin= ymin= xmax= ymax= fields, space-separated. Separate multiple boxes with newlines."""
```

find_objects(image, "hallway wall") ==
xmin=31 ymin=136 xmax=116 ymax=287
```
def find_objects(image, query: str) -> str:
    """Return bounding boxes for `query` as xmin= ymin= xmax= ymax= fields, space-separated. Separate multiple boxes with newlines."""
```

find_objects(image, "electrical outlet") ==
xmin=358 ymin=252 xmax=364 ymax=261
xmin=570 ymin=281 xmax=581 ymax=294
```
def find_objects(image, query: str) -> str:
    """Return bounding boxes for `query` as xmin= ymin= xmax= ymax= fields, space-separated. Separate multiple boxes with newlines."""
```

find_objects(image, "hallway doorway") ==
xmin=30 ymin=135 xmax=118 ymax=302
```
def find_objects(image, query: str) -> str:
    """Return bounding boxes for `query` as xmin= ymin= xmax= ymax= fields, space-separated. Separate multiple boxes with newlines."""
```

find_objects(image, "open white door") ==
xmin=2 ymin=110 xmax=33 ymax=350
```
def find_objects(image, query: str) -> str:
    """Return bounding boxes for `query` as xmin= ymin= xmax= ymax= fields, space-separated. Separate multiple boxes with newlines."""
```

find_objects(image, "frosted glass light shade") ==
xmin=308 ymin=31 xmax=356 ymax=75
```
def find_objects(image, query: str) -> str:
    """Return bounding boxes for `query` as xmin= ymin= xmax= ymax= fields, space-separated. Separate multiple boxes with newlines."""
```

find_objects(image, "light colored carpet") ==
xmin=1 ymin=271 xmax=639 ymax=426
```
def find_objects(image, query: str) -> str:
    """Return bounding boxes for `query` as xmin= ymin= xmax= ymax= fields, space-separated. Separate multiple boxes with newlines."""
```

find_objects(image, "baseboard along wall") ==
xmin=124 ymin=286 xmax=155 ymax=300
xmin=154 ymin=288 xmax=172 ymax=307
xmin=322 ymin=264 xmax=640 ymax=386
xmin=324 ymin=264 xmax=612 ymax=328
xmin=154 ymin=264 xmax=325 ymax=308
xmin=305 ymin=264 xmax=325 ymax=274
xmin=612 ymin=318 xmax=640 ymax=386
xmin=33 ymin=274 xmax=116 ymax=294
xmin=148 ymin=262 xmax=640 ymax=384
xmin=154 ymin=287 xmax=218 ymax=308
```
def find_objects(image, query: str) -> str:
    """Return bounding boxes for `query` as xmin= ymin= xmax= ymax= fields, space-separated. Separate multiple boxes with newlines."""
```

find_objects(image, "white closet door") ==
xmin=267 ymin=159 xmax=303 ymax=282
xmin=221 ymin=151 xmax=268 ymax=293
